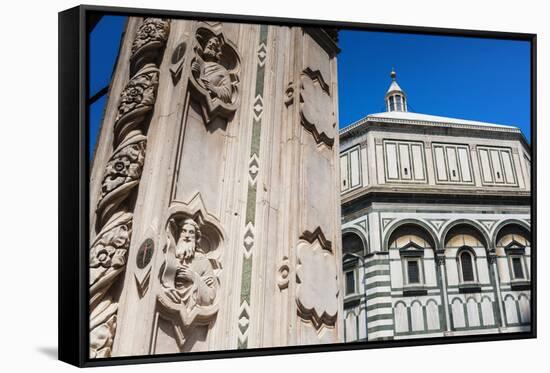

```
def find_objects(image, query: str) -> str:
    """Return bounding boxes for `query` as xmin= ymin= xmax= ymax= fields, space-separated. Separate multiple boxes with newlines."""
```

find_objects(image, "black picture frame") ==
xmin=58 ymin=4 xmax=536 ymax=368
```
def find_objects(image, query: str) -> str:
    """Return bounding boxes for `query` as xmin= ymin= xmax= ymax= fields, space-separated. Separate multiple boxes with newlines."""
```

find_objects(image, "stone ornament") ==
xmin=89 ymin=17 xmax=170 ymax=359
xmin=296 ymin=228 xmax=339 ymax=330
xmin=114 ymin=67 xmax=159 ymax=146
xmin=170 ymin=42 xmax=187 ymax=85
xmin=89 ymin=212 xmax=133 ymax=358
xmin=90 ymin=213 xmax=133 ymax=308
xmin=97 ymin=136 xmax=146 ymax=228
xmin=156 ymin=209 xmax=223 ymax=348
xmin=130 ymin=18 xmax=171 ymax=71
xmin=277 ymin=256 xmax=290 ymax=290
xmin=89 ymin=298 xmax=117 ymax=359
xmin=284 ymin=81 xmax=295 ymax=106
xmin=300 ymin=68 xmax=335 ymax=148
xmin=189 ymin=26 xmax=240 ymax=123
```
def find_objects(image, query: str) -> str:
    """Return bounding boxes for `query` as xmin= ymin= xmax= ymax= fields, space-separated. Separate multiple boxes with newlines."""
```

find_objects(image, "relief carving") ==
xmin=132 ymin=18 xmax=171 ymax=55
xmin=156 ymin=211 xmax=223 ymax=349
xmin=296 ymin=228 xmax=338 ymax=330
xmin=114 ymin=67 xmax=159 ymax=146
xmin=284 ymin=81 xmax=295 ymax=107
xmin=189 ymin=27 xmax=240 ymax=123
xmin=300 ymin=68 xmax=335 ymax=147
xmin=90 ymin=213 xmax=133 ymax=308
xmin=130 ymin=18 xmax=170 ymax=70
xmin=89 ymin=213 xmax=132 ymax=358
xmin=97 ymin=137 xmax=146 ymax=227
xmin=277 ymin=256 xmax=290 ymax=290
xmin=90 ymin=17 xmax=170 ymax=359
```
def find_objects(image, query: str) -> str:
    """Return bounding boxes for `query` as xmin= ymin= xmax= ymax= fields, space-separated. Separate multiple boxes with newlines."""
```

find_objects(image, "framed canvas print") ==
xmin=58 ymin=4 xmax=536 ymax=367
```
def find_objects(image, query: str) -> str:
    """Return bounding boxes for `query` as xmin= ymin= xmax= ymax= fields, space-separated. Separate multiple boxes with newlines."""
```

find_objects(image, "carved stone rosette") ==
xmin=89 ymin=17 xmax=170 ymax=359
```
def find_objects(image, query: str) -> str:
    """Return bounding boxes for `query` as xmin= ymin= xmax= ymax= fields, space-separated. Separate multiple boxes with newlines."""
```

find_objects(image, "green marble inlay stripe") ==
xmin=364 ymin=270 xmax=391 ymax=280
xmin=250 ymin=119 xmax=262 ymax=158
xmin=255 ymin=64 xmax=265 ymax=98
xmin=367 ymin=324 xmax=394 ymax=334
xmin=259 ymin=24 xmax=268 ymax=44
xmin=367 ymin=313 xmax=394 ymax=323
xmin=366 ymin=302 xmax=393 ymax=312
xmin=364 ymin=259 xmax=390 ymax=268
xmin=238 ymin=24 xmax=269 ymax=350
xmin=240 ymin=255 xmax=253 ymax=304
xmin=245 ymin=183 xmax=257 ymax=225
xmin=365 ymin=281 xmax=392 ymax=291
xmin=238 ymin=338 xmax=248 ymax=349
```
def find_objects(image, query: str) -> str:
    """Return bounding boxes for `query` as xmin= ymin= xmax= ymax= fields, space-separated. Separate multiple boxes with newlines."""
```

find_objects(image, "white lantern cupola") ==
xmin=385 ymin=69 xmax=408 ymax=112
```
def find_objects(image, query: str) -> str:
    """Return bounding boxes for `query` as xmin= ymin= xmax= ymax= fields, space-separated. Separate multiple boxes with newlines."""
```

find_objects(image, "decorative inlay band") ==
xmin=237 ymin=24 xmax=268 ymax=350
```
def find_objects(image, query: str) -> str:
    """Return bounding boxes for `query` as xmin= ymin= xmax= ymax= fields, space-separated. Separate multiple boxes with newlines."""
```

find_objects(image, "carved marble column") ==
xmin=92 ymin=19 xmax=342 ymax=357
xmin=489 ymin=252 xmax=507 ymax=328
xmin=436 ymin=252 xmax=451 ymax=332
xmin=88 ymin=17 xmax=170 ymax=359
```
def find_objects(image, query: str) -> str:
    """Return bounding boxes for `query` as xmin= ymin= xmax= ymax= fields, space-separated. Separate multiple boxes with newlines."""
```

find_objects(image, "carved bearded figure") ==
xmin=163 ymin=219 xmax=217 ymax=311
xmin=191 ymin=36 xmax=233 ymax=103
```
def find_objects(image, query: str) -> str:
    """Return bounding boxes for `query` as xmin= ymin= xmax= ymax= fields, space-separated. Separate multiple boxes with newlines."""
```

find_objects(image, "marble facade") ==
xmin=89 ymin=17 xmax=343 ymax=357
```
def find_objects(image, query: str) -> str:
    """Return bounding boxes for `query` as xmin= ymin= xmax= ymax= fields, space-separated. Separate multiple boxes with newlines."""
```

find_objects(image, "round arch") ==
xmin=342 ymin=227 xmax=368 ymax=255
xmin=383 ymin=219 xmax=440 ymax=251
xmin=492 ymin=219 xmax=531 ymax=248
xmin=440 ymin=219 xmax=491 ymax=251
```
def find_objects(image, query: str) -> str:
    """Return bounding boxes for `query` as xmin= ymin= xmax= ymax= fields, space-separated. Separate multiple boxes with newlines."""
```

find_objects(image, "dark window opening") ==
xmin=461 ymin=252 xmax=474 ymax=282
xmin=345 ymin=271 xmax=356 ymax=295
xmin=407 ymin=260 xmax=420 ymax=284
xmin=404 ymin=167 xmax=408 ymax=175
xmin=512 ymin=257 xmax=525 ymax=279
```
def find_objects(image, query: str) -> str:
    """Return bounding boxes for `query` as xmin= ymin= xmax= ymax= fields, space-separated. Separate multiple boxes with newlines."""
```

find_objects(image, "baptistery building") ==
xmin=340 ymin=71 xmax=532 ymax=342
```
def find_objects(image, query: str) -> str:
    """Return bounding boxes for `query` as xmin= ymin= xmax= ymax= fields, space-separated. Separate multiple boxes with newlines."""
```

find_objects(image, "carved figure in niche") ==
xmin=161 ymin=218 xmax=217 ymax=312
xmin=191 ymin=36 xmax=232 ymax=104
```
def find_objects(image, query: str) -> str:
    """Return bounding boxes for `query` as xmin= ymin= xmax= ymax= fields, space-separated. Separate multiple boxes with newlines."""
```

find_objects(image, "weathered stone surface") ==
xmin=90 ymin=19 xmax=342 ymax=357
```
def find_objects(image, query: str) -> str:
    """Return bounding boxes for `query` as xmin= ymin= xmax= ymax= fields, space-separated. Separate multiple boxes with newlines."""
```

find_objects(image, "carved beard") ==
xmin=203 ymin=46 xmax=220 ymax=62
xmin=175 ymin=239 xmax=195 ymax=261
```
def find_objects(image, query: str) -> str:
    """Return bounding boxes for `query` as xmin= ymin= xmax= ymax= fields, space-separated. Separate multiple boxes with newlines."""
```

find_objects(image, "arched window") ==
xmin=388 ymin=223 xmax=436 ymax=294
xmin=496 ymin=224 xmax=531 ymax=283
xmin=342 ymin=232 xmax=366 ymax=299
xmin=444 ymin=224 xmax=487 ymax=290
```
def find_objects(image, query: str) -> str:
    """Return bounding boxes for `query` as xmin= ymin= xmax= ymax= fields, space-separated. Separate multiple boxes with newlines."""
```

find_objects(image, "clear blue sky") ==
xmin=338 ymin=30 xmax=531 ymax=140
xmin=89 ymin=18 xmax=531 ymax=158
xmin=89 ymin=16 xmax=126 ymax=158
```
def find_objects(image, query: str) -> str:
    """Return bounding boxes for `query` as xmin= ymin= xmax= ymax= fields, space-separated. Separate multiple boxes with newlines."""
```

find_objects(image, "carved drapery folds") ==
xmin=189 ymin=26 xmax=240 ymax=123
xmin=90 ymin=17 xmax=170 ymax=359
xmin=155 ymin=208 xmax=223 ymax=350
xmin=296 ymin=228 xmax=339 ymax=331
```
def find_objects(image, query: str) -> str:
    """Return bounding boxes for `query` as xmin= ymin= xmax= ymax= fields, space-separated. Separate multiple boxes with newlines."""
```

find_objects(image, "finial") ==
xmin=390 ymin=68 xmax=396 ymax=80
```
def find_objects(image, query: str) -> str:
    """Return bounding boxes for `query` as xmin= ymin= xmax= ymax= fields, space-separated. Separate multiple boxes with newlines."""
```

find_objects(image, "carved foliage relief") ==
xmin=90 ymin=17 xmax=170 ymax=359
xmin=131 ymin=18 xmax=171 ymax=55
